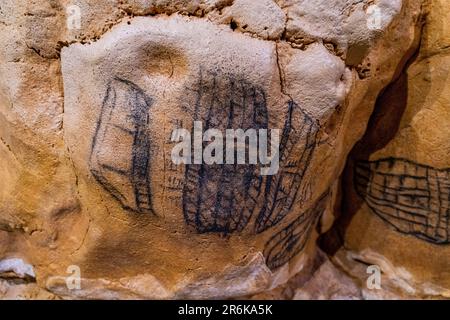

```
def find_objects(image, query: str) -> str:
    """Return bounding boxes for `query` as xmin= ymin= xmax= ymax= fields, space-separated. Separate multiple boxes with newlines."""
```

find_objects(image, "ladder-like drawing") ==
xmin=90 ymin=77 xmax=155 ymax=215
xmin=355 ymin=158 xmax=450 ymax=244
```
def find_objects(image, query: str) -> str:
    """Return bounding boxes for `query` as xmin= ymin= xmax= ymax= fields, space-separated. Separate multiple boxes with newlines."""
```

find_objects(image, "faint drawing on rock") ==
xmin=263 ymin=192 xmax=329 ymax=270
xmin=90 ymin=77 xmax=155 ymax=215
xmin=355 ymin=158 xmax=450 ymax=244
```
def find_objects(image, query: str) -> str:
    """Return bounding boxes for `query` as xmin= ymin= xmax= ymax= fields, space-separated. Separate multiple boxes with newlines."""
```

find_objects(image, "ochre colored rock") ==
xmin=329 ymin=0 xmax=450 ymax=299
xmin=0 ymin=0 xmax=430 ymax=299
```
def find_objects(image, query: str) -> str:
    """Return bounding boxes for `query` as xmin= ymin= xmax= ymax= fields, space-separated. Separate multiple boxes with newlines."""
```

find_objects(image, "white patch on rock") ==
xmin=286 ymin=0 xmax=403 ymax=64
xmin=282 ymin=43 xmax=348 ymax=120
xmin=174 ymin=253 xmax=272 ymax=299
xmin=0 ymin=258 xmax=35 ymax=279
xmin=46 ymin=274 xmax=171 ymax=299
xmin=218 ymin=0 xmax=286 ymax=39
xmin=346 ymin=249 xmax=450 ymax=299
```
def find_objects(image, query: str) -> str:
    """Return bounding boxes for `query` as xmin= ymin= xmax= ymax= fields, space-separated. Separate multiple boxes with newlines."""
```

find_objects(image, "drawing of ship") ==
xmin=183 ymin=73 xmax=268 ymax=233
xmin=355 ymin=158 xmax=450 ymax=244
xmin=255 ymin=101 xmax=319 ymax=233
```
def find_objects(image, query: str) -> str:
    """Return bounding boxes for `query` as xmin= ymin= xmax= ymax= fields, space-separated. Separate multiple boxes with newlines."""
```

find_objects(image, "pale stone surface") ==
xmin=0 ymin=258 xmax=35 ymax=279
xmin=328 ymin=248 xmax=450 ymax=299
xmin=209 ymin=0 xmax=286 ymax=39
xmin=0 ymin=279 xmax=59 ymax=300
xmin=293 ymin=259 xmax=361 ymax=300
xmin=0 ymin=0 xmax=431 ymax=299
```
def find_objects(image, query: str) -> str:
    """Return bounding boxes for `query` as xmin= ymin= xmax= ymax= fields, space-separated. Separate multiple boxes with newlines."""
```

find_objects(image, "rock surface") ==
xmin=323 ymin=0 xmax=450 ymax=299
xmin=2 ymin=0 xmax=447 ymax=300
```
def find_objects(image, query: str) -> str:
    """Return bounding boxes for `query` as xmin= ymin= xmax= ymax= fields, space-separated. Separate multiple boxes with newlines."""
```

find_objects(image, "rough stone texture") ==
xmin=323 ymin=0 xmax=450 ymax=299
xmin=0 ymin=280 xmax=59 ymax=300
xmin=1 ymin=0 xmax=444 ymax=300
xmin=292 ymin=257 xmax=361 ymax=300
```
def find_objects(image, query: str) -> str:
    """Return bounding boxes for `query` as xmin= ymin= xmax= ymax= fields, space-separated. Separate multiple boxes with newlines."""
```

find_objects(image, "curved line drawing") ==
xmin=255 ymin=101 xmax=319 ymax=233
xmin=263 ymin=192 xmax=329 ymax=270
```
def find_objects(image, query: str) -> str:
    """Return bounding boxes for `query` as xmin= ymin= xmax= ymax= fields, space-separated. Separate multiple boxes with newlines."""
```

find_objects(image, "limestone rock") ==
xmin=292 ymin=259 xmax=361 ymax=300
xmin=0 ymin=279 xmax=58 ymax=300
xmin=0 ymin=0 xmax=426 ymax=299
xmin=325 ymin=0 xmax=450 ymax=299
